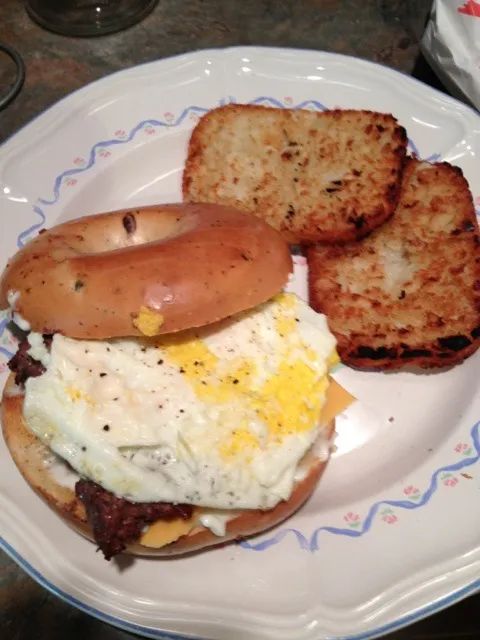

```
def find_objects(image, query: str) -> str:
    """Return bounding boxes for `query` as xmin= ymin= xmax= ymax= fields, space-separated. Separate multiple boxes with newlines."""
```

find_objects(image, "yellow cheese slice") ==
xmin=140 ymin=516 xmax=196 ymax=548
xmin=319 ymin=378 xmax=356 ymax=426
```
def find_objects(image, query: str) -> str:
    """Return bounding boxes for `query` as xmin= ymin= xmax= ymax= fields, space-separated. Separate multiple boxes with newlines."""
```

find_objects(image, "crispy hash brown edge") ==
xmin=182 ymin=104 xmax=408 ymax=245
xmin=307 ymin=159 xmax=480 ymax=370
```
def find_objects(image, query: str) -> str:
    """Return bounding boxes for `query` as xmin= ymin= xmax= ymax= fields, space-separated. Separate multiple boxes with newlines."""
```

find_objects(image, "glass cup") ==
xmin=25 ymin=0 xmax=159 ymax=37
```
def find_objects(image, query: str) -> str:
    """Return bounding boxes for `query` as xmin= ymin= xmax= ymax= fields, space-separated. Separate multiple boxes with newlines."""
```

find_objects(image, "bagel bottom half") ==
xmin=1 ymin=373 xmax=335 ymax=557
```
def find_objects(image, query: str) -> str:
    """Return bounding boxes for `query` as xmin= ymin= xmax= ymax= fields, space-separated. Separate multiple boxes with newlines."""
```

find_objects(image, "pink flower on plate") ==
xmin=380 ymin=507 xmax=398 ymax=524
xmin=65 ymin=178 xmax=77 ymax=187
xmin=144 ymin=125 xmax=156 ymax=135
xmin=382 ymin=514 xmax=398 ymax=525
xmin=99 ymin=150 xmax=111 ymax=158
xmin=455 ymin=443 xmax=473 ymax=456
xmin=284 ymin=96 xmax=293 ymax=105
xmin=164 ymin=111 xmax=175 ymax=122
xmin=403 ymin=486 xmax=420 ymax=500
xmin=73 ymin=157 xmax=85 ymax=165
xmin=403 ymin=485 xmax=418 ymax=495
xmin=189 ymin=114 xmax=200 ymax=123
xmin=343 ymin=512 xmax=361 ymax=528
xmin=2 ymin=333 xmax=18 ymax=348
xmin=444 ymin=476 xmax=459 ymax=487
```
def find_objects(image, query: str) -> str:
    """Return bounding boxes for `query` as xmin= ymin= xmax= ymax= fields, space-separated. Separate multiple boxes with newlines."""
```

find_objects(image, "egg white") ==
xmin=22 ymin=293 xmax=336 ymax=510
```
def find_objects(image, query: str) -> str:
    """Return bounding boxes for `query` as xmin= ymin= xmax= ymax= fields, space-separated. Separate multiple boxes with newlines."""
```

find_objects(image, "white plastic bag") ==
xmin=421 ymin=0 xmax=480 ymax=109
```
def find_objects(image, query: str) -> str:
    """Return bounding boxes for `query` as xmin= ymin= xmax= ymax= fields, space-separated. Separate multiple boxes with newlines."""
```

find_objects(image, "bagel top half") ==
xmin=0 ymin=202 xmax=292 ymax=339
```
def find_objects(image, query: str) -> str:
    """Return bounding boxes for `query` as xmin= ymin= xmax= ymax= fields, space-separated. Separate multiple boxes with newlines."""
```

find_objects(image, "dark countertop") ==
xmin=0 ymin=1 xmax=478 ymax=638
xmin=1 ymin=0 xmax=447 ymax=143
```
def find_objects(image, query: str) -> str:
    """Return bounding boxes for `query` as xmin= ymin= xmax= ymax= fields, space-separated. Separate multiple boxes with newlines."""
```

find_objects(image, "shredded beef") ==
xmin=8 ymin=334 xmax=52 ymax=386
xmin=75 ymin=479 xmax=194 ymax=560
xmin=43 ymin=334 xmax=54 ymax=349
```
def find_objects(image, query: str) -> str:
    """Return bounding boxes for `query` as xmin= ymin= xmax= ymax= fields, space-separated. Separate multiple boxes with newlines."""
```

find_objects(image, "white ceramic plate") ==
xmin=0 ymin=47 xmax=479 ymax=640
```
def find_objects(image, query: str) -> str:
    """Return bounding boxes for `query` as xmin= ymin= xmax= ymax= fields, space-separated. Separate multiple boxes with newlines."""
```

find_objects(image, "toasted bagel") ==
xmin=2 ymin=373 xmax=334 ymax=556
xmin=0 ymin=202 xmax=292 ymax=340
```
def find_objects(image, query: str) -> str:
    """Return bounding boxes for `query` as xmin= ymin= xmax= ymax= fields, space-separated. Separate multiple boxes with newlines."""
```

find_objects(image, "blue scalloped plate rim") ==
xmin=1 ymin=46 xmax=480 ymax=639
xmin=0 ymin=536 xmax=479 ymax=640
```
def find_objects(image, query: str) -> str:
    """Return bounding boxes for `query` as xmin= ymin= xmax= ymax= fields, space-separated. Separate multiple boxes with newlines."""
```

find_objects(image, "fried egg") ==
xmin=23 ymin=293 xmax=337 ymax=510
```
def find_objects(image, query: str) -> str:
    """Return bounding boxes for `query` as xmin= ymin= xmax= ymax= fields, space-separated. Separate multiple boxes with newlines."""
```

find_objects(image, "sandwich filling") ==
xmin=10 ymin=292 xmax=340 ymax=557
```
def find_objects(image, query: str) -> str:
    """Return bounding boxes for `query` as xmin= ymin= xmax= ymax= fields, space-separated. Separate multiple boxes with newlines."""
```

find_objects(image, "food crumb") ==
xmin=461 ymin=473 xmax=473 ymax=480
xmin=388 ymin=416 xmax=394 ymax=422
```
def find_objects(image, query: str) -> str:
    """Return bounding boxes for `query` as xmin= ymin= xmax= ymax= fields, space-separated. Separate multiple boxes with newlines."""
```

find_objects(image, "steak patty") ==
xmin=8 ymin=335 xmax=52 ymax=386
xmin=75 ymin=479 xmax=194 ymax=560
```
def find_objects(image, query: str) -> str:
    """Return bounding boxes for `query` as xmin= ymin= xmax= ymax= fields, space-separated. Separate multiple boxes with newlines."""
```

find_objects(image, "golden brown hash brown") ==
xmin=308 ymin=158 xmax=480 ymax=369
xmin=182 ymin=104 xmax=408 ymax=244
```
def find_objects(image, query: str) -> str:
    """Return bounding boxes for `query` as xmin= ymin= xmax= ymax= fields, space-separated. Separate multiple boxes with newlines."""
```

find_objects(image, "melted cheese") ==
xmin=319 ymin=378 xmax=356 ymax=426
xmin=140 ymin=516 xmax=196 ymax=547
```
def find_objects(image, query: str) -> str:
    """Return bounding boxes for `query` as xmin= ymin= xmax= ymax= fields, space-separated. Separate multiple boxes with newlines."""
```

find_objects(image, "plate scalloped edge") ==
xmin=1 ymin=537 xmax=480 ymax=640
xmin=1 ymin=93 xmax=479 ymax=557
xmin=0 ymin=47 xmax=480 ymax=640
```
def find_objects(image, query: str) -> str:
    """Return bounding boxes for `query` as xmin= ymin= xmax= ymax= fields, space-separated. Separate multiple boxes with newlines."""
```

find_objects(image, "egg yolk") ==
xmin=133 ymin=306 xmax=165 ymax=336
xmin=155 ymin=293 xmax=334 ymax=462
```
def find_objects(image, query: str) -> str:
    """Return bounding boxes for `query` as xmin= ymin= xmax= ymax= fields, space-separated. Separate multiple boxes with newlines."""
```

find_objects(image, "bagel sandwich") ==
xmin=0 ymin=202 xmax=353 ymax=560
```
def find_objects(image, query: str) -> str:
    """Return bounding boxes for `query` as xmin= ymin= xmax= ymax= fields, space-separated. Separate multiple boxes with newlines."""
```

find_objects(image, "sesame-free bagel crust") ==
xmin=0 ymin=203 xmax=292 ymax=339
